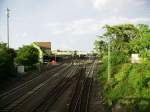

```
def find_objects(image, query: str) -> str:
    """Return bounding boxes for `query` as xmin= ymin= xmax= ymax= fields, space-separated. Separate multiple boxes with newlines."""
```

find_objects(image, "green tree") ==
xmin=103 ymin=24 xmax=139 ymax=53
xmin=94 ymin=39 xmax=107 ymax=58
xmin=0 ymin=43 xmax=16 ymax=78
xmin=129 ymin=24 xmax=150 ymax=57
xmin=95 ymin=24 xmax=150 ymax=112
xmin=16 ymin=45 xmax=39 ymax=66
xmin=94 ymin=23 xmax=150 ymax=64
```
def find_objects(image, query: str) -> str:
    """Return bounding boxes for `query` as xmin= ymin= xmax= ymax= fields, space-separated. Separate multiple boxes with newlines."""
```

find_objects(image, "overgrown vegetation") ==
xmin=95 ymin=24 xmax=150 ymax=112
xmin=0 ymin=43 xmax=39 ymax=79
xmin=16 ymin=45 xmax=39 ymax=66
xmin=0 ymin=43 xmax=16 ymax=78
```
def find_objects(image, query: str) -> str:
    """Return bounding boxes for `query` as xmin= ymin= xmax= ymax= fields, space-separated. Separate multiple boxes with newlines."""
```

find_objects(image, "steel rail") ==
xmin=68 ymin=61 xmax=96 ymax=112
xmin=0 ymin=64 xmax=72 ymax=111
xmin=32 ymin=65 xmax=80 ymax=112
xmin=0 ymin=64 xmax=65 ymax=98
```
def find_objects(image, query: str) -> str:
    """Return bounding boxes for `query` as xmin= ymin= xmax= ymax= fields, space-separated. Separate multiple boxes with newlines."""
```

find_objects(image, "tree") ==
xmin=94 ymin=39 xmax=107 ymax=58
xmin=7 ymin=48 xmax=16 ymax=59
xmin=0 ymin=43 xmax=7 ymax=49
xmin=96 ymin=24 xmax=150 ymax=112
xmin=16 ymin=45 xmax=39 ymax=66
xmin=0 ymin=43 xmax=16 ymax=78
xmin=129 ymin=24 xmax=150 ymax=56
xmin=137 ymin=24 xmax=150 ymax=34
xmin=103 ymin=24 xmax=139 ymax=53
xmin=95 ymin=23 xmax=150 ymax=60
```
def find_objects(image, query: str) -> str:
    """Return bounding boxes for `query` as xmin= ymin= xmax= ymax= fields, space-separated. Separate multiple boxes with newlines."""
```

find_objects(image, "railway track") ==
xmin=0 ymin=61 xmax=97 ymax=112
xmin=0 ymin=64 xmax=72 ymax=112
xmin=68 ymin=61 xmax=96 ymax=112
xmin=0 ymin=64 xmax=65 ymax=99
xmin=33 ymin=65 xmax=81 ymax=112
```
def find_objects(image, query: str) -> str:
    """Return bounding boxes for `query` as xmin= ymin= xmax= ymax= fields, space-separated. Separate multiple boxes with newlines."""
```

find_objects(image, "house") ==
xmin=32 ymin=42 xmax=51 ymax=63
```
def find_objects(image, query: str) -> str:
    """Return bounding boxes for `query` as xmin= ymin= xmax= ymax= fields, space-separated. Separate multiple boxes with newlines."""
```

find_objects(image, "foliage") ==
xmin=16 ymin=45 xmax=39 ymax=66
xmin=104 ymin=24 xmax=139 ymax=40
xmin=110 ymin=51 xmax=129 ymax=66
xmin=95 ymin=24 xmax=150 ymax=58
xmin=129 ymin=24 xmax=150 ymax=54
xmin=0 ymin=43 xmax=16 ymax=78
xmin=94 ymin=39 xmax=107 ymax=58
xmin=103 ymin=24 xmax=139 ymax=53
xmin=99 ymin=62 xmax=150 ymax=109
xmin=96 ymin=23 xmax=150 ymax=112
xmin=7 ymin=48 xmax=17 ymax=59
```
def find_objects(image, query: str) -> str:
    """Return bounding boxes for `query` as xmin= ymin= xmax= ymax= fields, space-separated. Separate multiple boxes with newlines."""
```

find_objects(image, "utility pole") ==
xmin=108 ymin=39 xmax=111 ymax=81
xmin=6 ymin=8 xmax=10 ymax=48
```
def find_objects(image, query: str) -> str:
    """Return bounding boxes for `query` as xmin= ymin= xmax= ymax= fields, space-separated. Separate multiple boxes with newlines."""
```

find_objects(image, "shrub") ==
xmin=0 ymin=43 xmax=16 ymax=78
xmin=98 ymin=51 xmax=129 ymax=81
xmin=102 ymin=63 xmax=150 ymax=111
xmin=110 ymin=51 xmax=129 ymax=66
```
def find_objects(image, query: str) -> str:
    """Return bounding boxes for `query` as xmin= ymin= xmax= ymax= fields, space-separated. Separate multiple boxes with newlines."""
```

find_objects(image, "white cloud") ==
xmin=99 ymin=17 xmax=150 ymax=26
xmin=68 ymin=19 xmax=99 ymax=35
xmin=1 ymin=0 xmax=150 ymax=51
xmin=47 ymin=18 xmax=100 ymax=35
xmin=47 ymin=17 xmax=150 ymax=36
xmin=92 ymin=0 xmax=110 ymax=9
xmin=90 ymin=0 xmax=147 ymax=13
xmin=20 ymin=32 xmax=28 ymax=38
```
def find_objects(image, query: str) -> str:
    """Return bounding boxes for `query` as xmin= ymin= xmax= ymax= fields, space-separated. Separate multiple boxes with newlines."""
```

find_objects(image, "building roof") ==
xmin=33 ymin=42 xmax=51 ymax=49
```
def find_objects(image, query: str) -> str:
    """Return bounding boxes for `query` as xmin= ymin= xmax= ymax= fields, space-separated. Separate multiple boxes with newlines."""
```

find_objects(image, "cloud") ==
xmin=92 ymin=0 xmax=110 ymax=9
xmin=47 ymin=18 xmax=100 ymax=35
xmin=99 ymin=17 xmax=150 ymax=26
xmin=90 ymin=0 xmax=148 ymax=14
xmin=0 ymin=0 xmax=150 ymax=52
xmin=68 ymin=19 xmax=99 ymax=35
xmin=47 ymin=16 xmax=150 ymax=36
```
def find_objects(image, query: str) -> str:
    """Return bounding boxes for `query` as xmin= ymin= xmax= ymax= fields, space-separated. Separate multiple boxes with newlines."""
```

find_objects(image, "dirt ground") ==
xmin=89 ymin=77 xmax=106 ymax=112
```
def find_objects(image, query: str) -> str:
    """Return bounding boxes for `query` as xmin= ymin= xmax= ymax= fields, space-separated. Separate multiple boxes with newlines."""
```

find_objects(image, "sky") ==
xmin=0 ymin=0 xmax=150 ymax=51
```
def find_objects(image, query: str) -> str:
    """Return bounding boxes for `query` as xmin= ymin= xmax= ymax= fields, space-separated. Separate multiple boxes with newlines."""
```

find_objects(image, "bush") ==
xmin=98 ymin=51 xmax=129 ymax=82
xmin=110 ymin=51 xmax=129 ymax=66
xmin=16 ymin=45 xmax=39 ymax=66
xmin=99 ymin=55 xmax=150 ymax=111
xmin=102 ymin=63 xmax=150 ymax=111
xmin=0 ymin=43 xmax=16 ymax=78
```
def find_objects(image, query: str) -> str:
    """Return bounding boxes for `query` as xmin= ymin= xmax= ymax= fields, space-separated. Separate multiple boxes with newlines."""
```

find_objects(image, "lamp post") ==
xmin=6 ymin=8 xmax=10 ymax=48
